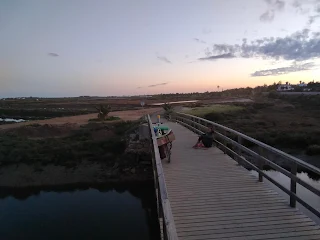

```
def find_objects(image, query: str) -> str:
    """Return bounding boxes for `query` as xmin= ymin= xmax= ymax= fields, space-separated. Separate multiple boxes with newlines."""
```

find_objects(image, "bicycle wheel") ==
xmin=165 ymin=142 xmax=172 ymax=163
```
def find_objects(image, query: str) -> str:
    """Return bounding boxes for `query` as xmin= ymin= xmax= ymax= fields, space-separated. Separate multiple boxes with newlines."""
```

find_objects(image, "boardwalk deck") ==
xmin=162 ymin=121 xmax=320 ymax=240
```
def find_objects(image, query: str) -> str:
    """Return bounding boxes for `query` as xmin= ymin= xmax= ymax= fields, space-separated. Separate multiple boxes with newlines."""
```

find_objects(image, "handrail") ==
xmin=176 ymin=112 xmax=320 ymax=175
xmin=147 ymin=115 xmax=178 ymax=240
xmin=174 ymin=112 xmax=320 ymax=218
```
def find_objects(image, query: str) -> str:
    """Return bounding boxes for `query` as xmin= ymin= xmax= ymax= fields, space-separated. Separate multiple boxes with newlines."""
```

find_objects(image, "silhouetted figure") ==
xmin=193 ymin=126 xmax=214 ymax=148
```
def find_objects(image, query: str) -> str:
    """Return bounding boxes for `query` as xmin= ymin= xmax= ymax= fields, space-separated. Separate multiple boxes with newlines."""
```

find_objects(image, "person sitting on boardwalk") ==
xmin=193 ymin=126 xmax=215 ymax=148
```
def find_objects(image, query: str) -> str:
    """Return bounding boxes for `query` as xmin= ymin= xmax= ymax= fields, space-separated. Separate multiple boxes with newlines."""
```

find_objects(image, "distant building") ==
xmin=277 ymin=82 xmax=294 ymax=92
xmin=297 ymin=81 xmax=308 ymax=87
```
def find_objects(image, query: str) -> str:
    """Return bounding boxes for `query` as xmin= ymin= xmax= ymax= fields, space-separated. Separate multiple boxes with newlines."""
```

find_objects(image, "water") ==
xmin=0 ymin=118 xmax=25 ymax=123
xmin=0 ymin=183 xmax=160 ymax=240
xmin=150 ymin=100 xmax=199 ymax=106
xmin=250 ymin=170 xmax=320 ymax=223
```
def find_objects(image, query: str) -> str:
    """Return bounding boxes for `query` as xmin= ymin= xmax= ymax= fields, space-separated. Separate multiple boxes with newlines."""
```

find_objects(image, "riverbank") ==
xmin=0 ymin=117 xmax=154 ymax=188
xmin=0 ymin=160 xmax=152 ymax=188
xmin=0 ymin=108 xmax=160 ymax=130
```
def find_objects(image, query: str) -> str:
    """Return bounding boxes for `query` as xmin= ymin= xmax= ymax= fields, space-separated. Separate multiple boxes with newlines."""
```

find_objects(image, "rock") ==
xmin=130 ymin=168 xmax=136 ymax=174
xmin=140 ymin=161 xmax=151 ymax=166
xmin=112 ymin=162 xmax=119 ymax=170
xmin=129 ymin=134 xmax=136 ymax=140
xmin=139 ymin=124 xmax=150 ymax=140
xmin=136 ymin=144 xmax=143 ymax=149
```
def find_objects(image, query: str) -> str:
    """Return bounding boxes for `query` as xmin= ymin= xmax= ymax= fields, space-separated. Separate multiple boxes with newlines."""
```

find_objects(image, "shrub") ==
xmin=251 ymin=102 xmax=274 ymax=110
xmin=88 ymin=116 xmax=120 ymax=122
xmin=306 ymin=145 xmax=320 ymax=156
xmin=267 ymin=91 xmax=278 ymax=99
xmin=113 ymin=121 xmax=139 ymax=135
xmin=0 ymin=121 xmax=132 ymax=167
xmin=204 ymin=112 xmax=225 ymax=122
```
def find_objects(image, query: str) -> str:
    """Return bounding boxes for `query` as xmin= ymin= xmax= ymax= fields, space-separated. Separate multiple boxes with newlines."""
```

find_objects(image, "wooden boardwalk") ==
xmin=162 ymin=122 xmax=320 ymax=240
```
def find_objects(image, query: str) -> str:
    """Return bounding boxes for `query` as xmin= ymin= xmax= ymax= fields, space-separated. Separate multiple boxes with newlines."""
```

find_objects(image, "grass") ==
xmin=0 ymin=108 xmax=95 ymax=120
xmin=0 ymin=120 xmax=141 ymax=168
xmin=184 ymin=100 xmax=320 ymax=153
xmin=88 ymin=116 xmax=121 ymax=122
xmin=184 ymin=104 xmax=243 ymax=117
xmin=306 ymin=145 xmax=320 ymax=156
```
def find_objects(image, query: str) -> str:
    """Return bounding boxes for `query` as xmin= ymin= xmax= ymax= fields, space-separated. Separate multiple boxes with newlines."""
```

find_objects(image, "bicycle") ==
xmin=164 ymin=137 xmax=173 ymax=163
xmin=153 ymin=124 xmax=175 ymax=163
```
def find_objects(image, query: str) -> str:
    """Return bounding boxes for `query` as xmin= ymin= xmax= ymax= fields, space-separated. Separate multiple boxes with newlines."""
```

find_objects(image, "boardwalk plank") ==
xmin=179 ymin=225 xmax=320 ymax=239
xmin=176 ymin=219 xmax=316 ymax=233
xmin=162 ymin=122 xmax=320 ymax=240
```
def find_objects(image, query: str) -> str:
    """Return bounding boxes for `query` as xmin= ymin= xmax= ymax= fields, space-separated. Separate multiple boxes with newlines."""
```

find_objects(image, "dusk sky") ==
xmin=1 ymin=0 xmax=320 ymax=97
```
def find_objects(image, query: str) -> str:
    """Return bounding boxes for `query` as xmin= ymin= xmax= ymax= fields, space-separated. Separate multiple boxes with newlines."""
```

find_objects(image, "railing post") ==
xmin=290 ymin=162 xmax=297 ymax=208
xmin=237 ymin=136 xmax=242 ymax=164
xmin=203 ymin=121 xmax=207 ymax=128
xmin=163 ymin=216 xmax=168 ymax=240
xmin=223 ymin=129 xmax=227 ymax=154
xmin=196 ymin=118 xmax=199 ymax=131
xmin=258 ymin=147 xmax=264 ymax=182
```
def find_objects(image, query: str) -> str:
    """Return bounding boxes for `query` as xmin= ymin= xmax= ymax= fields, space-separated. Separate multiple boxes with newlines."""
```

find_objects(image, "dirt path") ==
xmin=0 ymin=108 xmax=161 ymax=130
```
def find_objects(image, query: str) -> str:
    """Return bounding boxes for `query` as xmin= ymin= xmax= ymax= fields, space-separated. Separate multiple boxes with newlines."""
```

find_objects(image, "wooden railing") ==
xmin=174 ymin=112 xmax=320 ymax=218
xmin=146 ymin=115 xmax=178 ymax=240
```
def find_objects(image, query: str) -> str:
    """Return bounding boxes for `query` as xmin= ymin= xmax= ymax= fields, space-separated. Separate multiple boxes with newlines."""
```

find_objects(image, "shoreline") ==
xmin=0 ymin=108 xmax=161 ymax=130
xmin=0 ymin=179 xmax=155 ymax=199
xmin=0 ymin=161 xmax=153 ymax=189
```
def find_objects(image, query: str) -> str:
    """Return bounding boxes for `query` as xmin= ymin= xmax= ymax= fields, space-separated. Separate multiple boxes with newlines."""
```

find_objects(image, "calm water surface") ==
xmin=0 ymin=118 xmax=25 ymax=123
xmin=150 ymin=100 xmax=199 ymax=106
xmin=0 ymin=183 xmax=160 ymax=240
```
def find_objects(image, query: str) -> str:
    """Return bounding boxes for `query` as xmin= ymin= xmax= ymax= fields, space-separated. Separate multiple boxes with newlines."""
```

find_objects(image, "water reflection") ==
xmin=150 ymin=100 xmax=199 ymax=106
xmin=250 ymin=170 xmax=320 ymax=224
xmin=0 ymin=118 xmax=25 ymax=123
xmin=0 ymin=182 xmax=160 ymax=240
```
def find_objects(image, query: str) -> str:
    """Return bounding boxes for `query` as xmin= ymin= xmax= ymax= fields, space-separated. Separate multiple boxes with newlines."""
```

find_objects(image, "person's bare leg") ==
xmin=193 ymin=136 xmax=202 ymax=148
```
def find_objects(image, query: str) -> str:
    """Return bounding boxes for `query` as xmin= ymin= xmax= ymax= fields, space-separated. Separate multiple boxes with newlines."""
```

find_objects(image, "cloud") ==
xmin=292 ymin=0 xmax=320 ymax=15
xmin=251 ymin=62 xmax=315 ymax=77
xmin=260 ymin=0 xmax=285 ymax=22
xmin=292 ymin=0 xmax=320 ymax=25
xmin=198 ymin=53 xmax=235 ymax=61
xmin=48 ymin=53 xmax=59 ymax=57
xmin=202 ymin=28 xmax=320 ymax=61
xmin=194 ymin=38 xmax=206 ymax=44
xmin=157 ymin=56 xmax=171 ymax=64
xmin=308 ymin=14 xmax=320 ymax=25
xmin=260 ymin=10 xmax=275 ymax=22
xmin=137 ymin=82 xmax=169 ymax=89
xmin=274 ymin=0 xmax=285 ymax=10
xmin=148 ymin=82 xmax=169 ymax=88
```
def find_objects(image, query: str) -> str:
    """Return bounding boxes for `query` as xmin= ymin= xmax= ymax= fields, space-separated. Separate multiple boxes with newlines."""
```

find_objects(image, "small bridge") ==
xmin=146 ymin=113 xmax=320 ymax=240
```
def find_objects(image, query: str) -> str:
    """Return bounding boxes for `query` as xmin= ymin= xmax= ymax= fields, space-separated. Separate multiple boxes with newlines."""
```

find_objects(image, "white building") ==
xmin=297 ymin=81 xmax=308 ymax=87
xmin=277 ymin=83 xmax=294 ymax=91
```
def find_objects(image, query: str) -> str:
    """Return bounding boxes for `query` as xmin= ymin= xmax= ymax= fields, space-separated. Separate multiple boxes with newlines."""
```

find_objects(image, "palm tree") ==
xmin=162 ymin=103 xmax=173 ymax=119
xmin=163 ymin=103 xmax=173 ymax=113
xmin=95 ymin=105 xmax=111 ymax=121
xmin=217 ymin=85 xmax=220 ymax=91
